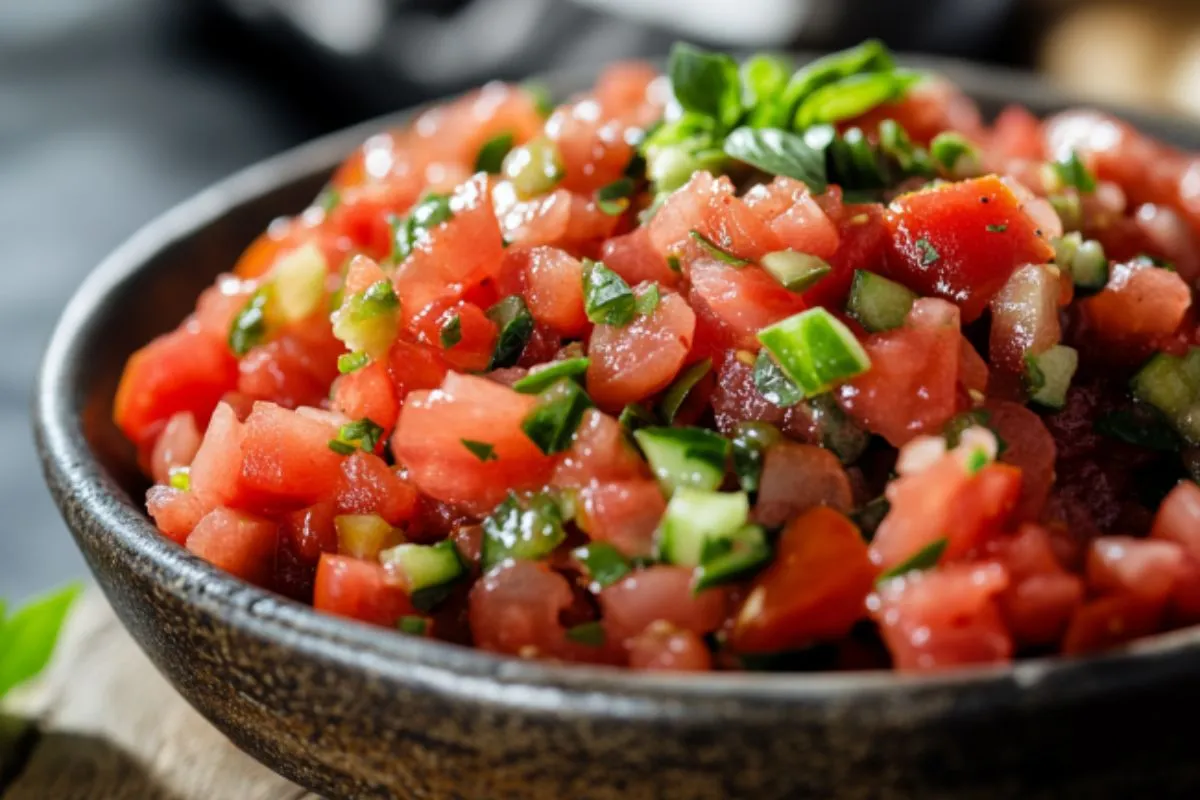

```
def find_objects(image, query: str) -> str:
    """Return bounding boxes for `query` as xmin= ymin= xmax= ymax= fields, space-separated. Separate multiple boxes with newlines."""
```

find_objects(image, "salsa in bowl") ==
xmin=113 ymin=41 xmax=1200 ymax=676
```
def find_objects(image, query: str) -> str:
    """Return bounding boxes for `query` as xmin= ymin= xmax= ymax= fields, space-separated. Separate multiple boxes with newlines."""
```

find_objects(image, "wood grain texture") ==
xmin=1 ymin=590 xmax=319 ymax=800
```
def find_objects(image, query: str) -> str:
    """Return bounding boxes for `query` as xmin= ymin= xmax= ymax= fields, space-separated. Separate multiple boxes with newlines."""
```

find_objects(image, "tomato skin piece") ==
xmin=387 ymin=339 xmax=451 ymax=403
xmin=599 ymin=227 xmax=680 ymax=288
xmin=392 ymin=372 xmax=557 ymax=515
xmin=983 ymin=399 xmax=1057 ymax=521
xmin=873 ymin=561 xmax=1013 ymax=672
xmin=114 ymin=325 xmax=239 ymax=447
xmin=754 ymin=443 xmax=853 ymax=529
xmin=186 ymin=507 xmax=280 ymax=586
xmin=732 ymin=507 xmax=875 ymax=654
xmin=551 ymin=409 xmax=647 ymax=487
xmin=150 ymin=411 xmax=201 ymax=486
xmin=238 ymin=403 xmax=346 ymax=512
xmin=188 ymin=402 xmax=245 ymax=509
xmin=410 ymin=300 xmax=498 ymax=373
xmin=314 ymin=553 xmax=416 ymax=628
xmin=469 ymin=559 xmax=579 ymax=659
xmin=743 ymin=176 xmax=841 ymax=260
xmin=586 ymin=288 xmax=695 ymax=411
xmin=600 ymin=566 xmax=729 ymax=645
xmin=883 ymin=176 xmax=1055 ymax=321
xmin=1087 ymin=536 xmax=1186 ymax=604
xmin=804 ymin=203 xmax=888 ymax=310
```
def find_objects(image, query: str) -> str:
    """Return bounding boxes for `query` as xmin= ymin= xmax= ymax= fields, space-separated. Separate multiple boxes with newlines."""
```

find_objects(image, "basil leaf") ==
xmin=741 ymin=53 xmax=792 ymax=124
xmin=723 ymin=127 xmax=827 ymax=193
xmin=513 ymin=357 xmax=590 ymax=394
xmin=779 ymin=39 xmax=896 ymax=119
xmin=573 ymin=543 xmax=632 ymax=590
xmin=0 ymin=583 xmax=81 ymax=699
xmin=462 ymin=439 xmax=498 ymax=462
xmin=794 ymin=70 xmax=921 ymax=130
xmin=521 ymin=379 xmax=594 ymax=456
xmin=668 ymin=43 xmax=743 ymax=129
xmin=485 ymin=295 xmax=534 ymax=369
xmin=582 ymin=260 xmax=636 ymax=326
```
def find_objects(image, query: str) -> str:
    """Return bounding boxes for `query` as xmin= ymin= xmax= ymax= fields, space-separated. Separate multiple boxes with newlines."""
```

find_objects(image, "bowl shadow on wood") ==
xmin=34 ymin=60 xmax=1200 ymax=799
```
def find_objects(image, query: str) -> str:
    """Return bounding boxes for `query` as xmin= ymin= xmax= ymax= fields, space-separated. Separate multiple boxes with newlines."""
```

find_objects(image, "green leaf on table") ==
xmin=0 ymin=583 xmax=82 ymax=700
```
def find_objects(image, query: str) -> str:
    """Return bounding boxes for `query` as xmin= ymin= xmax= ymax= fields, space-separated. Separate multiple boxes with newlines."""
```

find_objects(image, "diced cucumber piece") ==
xmin=332 ymin=279 xmax=401 ymax=359
xmin=1025 ymin=345 xmax=1079 ymax=410
xmin=757 ymin=307 xmax=871 ymax=397
xmin=1052 ymin=232 xmax=1108 ymax=291
xmin=633 ymin=426 xmax=730 ymax=495
xmin=657 ymin=488 xmax=750 ymax=567
xmin=334 ymin=514 xmax=400 ymax=560
xmin=692 ymin=524 xmax=772 ymax=592
xmin=1131 ymin=348 xmax=1200 ymax=443
xmin=379 ymin=540 xmax=464 ymax=592
xmin=512 ymin=357 xmax=590 ymax=394
xmin=503 ymin=136 xmax=565 ymax=199
xmin=760 ymin=250 xmax=831 ymax=292
xmin=480 ymin=492 xmax=566 ymax=570
xmin=845 ymin=270 xmax=916 ymax=332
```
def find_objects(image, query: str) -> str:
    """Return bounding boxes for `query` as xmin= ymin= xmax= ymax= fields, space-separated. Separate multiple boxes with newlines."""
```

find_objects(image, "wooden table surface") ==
xmin=1 ymin=590 xmax=319 ymax=800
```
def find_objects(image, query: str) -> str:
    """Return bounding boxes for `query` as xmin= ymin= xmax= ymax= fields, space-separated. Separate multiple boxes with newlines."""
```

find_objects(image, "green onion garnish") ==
xmin=229 ymin=287 xmax=272 ymax=357
xmin=565 ymin=621 xmax=607 ymax=647
xmin=635 ymin=284 xmax=661 ymax=317
xmin=757 ymin=308 xmax=871 ymax=398
xmin=391 ymin=193 xmax=454 ymax=262
xmin=439 ymin=314 xmax=462 ymax=349
xmin=1051 ymin=150 xmax=1097 ymax=193
xmin=596 ymin=177 xmax=636 ymax=216
xmin=330 ymin=418 xmax=385 ymax=454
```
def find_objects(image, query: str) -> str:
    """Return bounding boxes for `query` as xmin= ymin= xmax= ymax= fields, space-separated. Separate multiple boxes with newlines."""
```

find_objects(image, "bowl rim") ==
xmin=34 ymin=53 xmax=1200 ymax=721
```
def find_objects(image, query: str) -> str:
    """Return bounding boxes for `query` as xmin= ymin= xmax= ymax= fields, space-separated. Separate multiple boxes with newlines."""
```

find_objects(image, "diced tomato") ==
xmin=335 ymin=452 xmax=418 ymax=525
xmin=470 ymin=559 xmax=588 ymax=660
xmin=754 ymin=442 xmax=853 ymax=528
xmin=873 ymin=447 xmax=1020 ymax=571
xmin=1087 ymin=536 xmax=1186 ymax=603
xmin=804 ymin=203 xmax=888 ymax=310
xmin=194 ymin=276 xmax=255 ymax=340
xmin=687 ymin=258 xmax=808 ymax=351
xmin=649 ymin=172 xmax=772 ymax=260
xmin=600 ymin=566 xmax=728 ymax=645
xmin=586 ymin=287 xmax=695 ymax=411
xmin=577 ymin=480 xmax=665 ymax=559
xmin=521 ymin=246 xmax=589 ymax=336
xmin=331 ymin=360 xmax=400 ymax=435
xmin=593 ymin=61 xmax=661 ymax=121
xmin=188 ymin=402 xmax=245 ymax=509
xmin=959 ymin=338 xmax=989 ymax=396
xmin=743 ymin=176 xmax=840 ymax=259
xmin=599 ymin=227 xmax=679 ymax=288
xmin=150 ymin=412 xmax=201 ymax=486
xmin=409 ymin=300 xmax=498 ymax=373
xmin=1062 ymin=594 xmax=1164 ymax=656
xmin=146 ymin=485 xmax=207 ymax=545
xmin=837 ymin=298 xmax=962 ymax=446
xmin=327 ymin=182 xmax=417 ymax=260
xmin=186 ymin=507 xmax=279 ymax=586
xmin=284 ymin=502 xmax=338 ymax=562
xmin=983 ymin=399 xmax=1057 ymax=521
xmin=387 ymin=339 xmax=451 ymax=402
xmin=551 ymin=409 xmax=647 ymax=487
xmin=546 ymin=101 xmax=635 ymax=195
xmin=1077 ymin=260 xmax=1192 ymax=363
xmin=883 ymin=176 xmax=1056 ymax=321
xmin=114 ymin=325 xmax=239 ymax=446
xmin=237 ymin=332 xmax=340 ymax=410
xmin=233 ymin=217 xmax=350 ymax=280
xmin=1151 ymin=481 xmax=1200 ymax=560
xmin=238 ymin=403 xmax=346 ymax=511
xmin=732 ymin=507 xmax=875 ymax=653
xmin=314 ymin=553 xmax=415 ymax=627
xmin=393 ymin=373 xmax=556 ymax=514
xmin=846 ymin=78 xmax=985 ymax=145
xmin=989 ymin=105 xmax=1045 ymax=162
xmin=873 ymin=561 xmax=1012 ymax=671
xmin=628 ymin=623 xmax=713 ymax=672
xmin=1002 ymin=571 xmax=1084 ymax=648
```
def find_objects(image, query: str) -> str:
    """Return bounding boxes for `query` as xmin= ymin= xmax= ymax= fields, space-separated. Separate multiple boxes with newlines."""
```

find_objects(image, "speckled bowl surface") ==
xmin=34 ymin=59 xmax=1200 ymax=799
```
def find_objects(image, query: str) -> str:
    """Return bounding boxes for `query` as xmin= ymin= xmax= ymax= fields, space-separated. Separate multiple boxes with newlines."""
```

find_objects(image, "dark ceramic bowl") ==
xmin=34 ymin=59 xmax=1200 ymax=800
